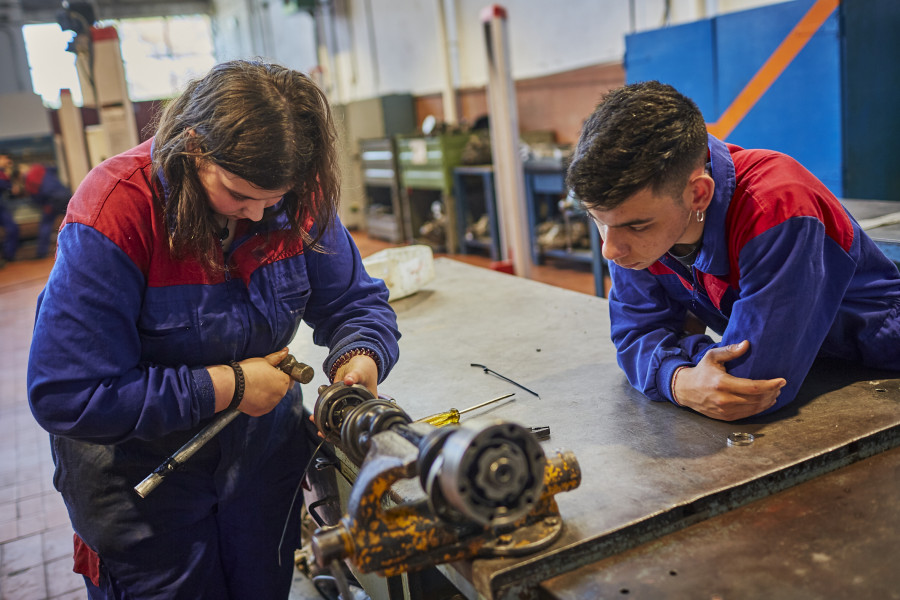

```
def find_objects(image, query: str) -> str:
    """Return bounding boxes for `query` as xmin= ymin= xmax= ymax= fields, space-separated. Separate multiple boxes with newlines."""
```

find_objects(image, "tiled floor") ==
xmin=0 ymin=256 xmax=85 ymax=599
xmin=0 ymin=233 xmax=595 ymax=600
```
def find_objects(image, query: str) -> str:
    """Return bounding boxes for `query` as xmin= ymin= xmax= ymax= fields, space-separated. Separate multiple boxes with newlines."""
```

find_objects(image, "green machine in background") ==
xmin=396 ymin=133 xmax=469 ymax=253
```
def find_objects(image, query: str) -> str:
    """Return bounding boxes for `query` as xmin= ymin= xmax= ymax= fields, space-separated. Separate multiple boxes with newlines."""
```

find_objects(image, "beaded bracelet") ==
xmin=329 ymin=348 xmax=380 ymax=382
xmin=228 ymin=361 xmax=245 ymax=410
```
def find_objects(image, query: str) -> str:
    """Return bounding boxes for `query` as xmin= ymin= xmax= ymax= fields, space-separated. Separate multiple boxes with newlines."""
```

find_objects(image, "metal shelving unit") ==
xmin=359 ymin=137 xmax=410 ymax=243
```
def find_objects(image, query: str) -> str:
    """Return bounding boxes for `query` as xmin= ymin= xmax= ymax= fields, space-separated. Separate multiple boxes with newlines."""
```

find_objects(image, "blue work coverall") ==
xmin=27 ymin=139 xmax=401 ymax=599
xmin=609 ymin=134 xmax=900 ymax=414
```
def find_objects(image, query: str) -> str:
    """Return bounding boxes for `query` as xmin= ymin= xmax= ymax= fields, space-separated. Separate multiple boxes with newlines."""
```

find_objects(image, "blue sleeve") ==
xmin=611 ymin=217 xmax=857 ymax=412
xmin=302 ymin=221 xmax=401 ymax=382
xmin=719 ymin=217 xmax=856 ymax=412
xmin=27 ymin=224 xmax=215 ymax=443
xmin=609 ymin=264 xmax=715 ymax=403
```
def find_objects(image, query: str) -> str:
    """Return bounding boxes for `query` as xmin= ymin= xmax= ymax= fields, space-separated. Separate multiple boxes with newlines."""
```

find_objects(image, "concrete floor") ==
xmin=0 ymin=233 xmax=595 ymax=599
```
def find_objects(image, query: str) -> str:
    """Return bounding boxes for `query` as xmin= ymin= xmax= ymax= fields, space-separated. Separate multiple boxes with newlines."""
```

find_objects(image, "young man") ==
xmin=567 ymin=81 xmax=900 ymax=421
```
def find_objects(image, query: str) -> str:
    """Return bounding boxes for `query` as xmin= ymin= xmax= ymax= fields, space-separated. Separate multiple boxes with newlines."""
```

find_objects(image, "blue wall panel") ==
xmin=716 ymin=0 xmax=842 ymax=194
xmin=624 ymin=20 xmax=717 ymax=121
xmin=624 ymin=0 xmax=843 ymax=196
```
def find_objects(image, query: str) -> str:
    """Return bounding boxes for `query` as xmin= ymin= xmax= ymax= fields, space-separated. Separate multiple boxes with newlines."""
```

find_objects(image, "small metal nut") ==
xmin=727 ymin=432 xmax=755 ymax=447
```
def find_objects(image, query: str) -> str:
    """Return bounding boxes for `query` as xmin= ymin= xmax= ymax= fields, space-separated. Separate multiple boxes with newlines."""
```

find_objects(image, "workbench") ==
xmin=841 ymin=198 xmax=900 ymax=265
xmin=288 ymin=258 xmax=900 ymax=600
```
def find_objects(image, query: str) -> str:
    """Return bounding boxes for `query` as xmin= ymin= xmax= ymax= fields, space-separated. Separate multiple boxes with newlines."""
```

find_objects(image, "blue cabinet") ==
xmin=453 ymin=166 xmax=502 ymax=261
xmin=523 ymin=159 xmax=608 ymax=297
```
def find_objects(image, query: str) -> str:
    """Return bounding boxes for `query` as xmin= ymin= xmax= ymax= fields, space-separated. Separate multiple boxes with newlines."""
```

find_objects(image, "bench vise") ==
xmin=308 ymin=382 xmax=581 ymax=577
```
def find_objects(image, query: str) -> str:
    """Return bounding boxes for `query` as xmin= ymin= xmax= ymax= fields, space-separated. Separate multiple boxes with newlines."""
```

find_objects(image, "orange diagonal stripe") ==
xmin=707 ymin=0 xmax=840 ymax=139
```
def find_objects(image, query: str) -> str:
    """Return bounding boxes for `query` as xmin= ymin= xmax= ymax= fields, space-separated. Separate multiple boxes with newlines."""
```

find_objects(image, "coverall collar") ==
xmin=690 ymin=133 xmax=736 ymax=277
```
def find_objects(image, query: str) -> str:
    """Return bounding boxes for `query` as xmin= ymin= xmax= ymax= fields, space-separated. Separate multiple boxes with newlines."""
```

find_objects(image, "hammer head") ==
xmin=278 ymin=355 xmax=315 ymax=384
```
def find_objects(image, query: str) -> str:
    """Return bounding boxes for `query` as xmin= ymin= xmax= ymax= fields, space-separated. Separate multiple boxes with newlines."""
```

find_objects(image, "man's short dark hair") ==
xmin=566 ymin=81 xmax=708 ymax=211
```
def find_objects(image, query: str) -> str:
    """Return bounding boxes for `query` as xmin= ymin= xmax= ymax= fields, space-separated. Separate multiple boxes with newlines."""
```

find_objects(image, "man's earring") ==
xmin=696 ymin=210 xmax=705 ymax=223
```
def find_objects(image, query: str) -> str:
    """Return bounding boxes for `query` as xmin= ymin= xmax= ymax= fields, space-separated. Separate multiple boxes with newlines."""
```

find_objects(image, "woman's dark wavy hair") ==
xmin=149 ymin=59 xmax=339 ymax=270
xmin=566 ymin=81 xmax=708 ymax=211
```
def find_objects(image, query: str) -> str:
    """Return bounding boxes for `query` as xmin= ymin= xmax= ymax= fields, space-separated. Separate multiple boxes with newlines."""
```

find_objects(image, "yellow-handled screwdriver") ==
xmin=415 ymin=393 xmax=515 ymax=427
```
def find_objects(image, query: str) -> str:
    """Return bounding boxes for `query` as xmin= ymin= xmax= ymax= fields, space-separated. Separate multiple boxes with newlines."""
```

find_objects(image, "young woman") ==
xmin=27 ymin=59 xmax=401 ymax=599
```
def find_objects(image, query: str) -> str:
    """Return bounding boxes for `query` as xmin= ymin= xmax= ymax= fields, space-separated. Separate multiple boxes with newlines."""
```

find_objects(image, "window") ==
xmin=22 ymin=23 xmax=82 ymax=108
xmin=116 ymin=16 xmax=216 ymax=102
xmin=22 ymin=14 xmax=216 ymax=108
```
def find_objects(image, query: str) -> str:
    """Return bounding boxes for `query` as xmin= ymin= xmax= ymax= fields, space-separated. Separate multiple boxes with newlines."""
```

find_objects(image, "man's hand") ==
xmin=673 ymin=340 xmax=786 ymax=421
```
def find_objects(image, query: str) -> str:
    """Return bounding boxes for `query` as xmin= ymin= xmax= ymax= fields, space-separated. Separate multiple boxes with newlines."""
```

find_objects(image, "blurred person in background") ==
xmin=20 ymin=162 xmax=72 ymax=258
xmin=0 ymin=154 xmax=20 ymax=264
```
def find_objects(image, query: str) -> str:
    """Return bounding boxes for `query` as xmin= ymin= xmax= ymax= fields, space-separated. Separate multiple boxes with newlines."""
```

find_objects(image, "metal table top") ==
xmin=842 ymin=198 xmax=900 ymax=251
xmin=288 ymin=258 xmax=900 ymax=599
xmin=841 ymin=198 xmax=900 ymax=221
xmin=542 ymin=443 xmax=900 ymax=599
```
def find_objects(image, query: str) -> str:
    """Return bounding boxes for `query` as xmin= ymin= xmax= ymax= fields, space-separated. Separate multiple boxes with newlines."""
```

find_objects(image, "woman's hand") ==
xmin=210 ymin=348 xmax=293 ymax=416
xmin=333 ymin=354 xmax=379 ymax=397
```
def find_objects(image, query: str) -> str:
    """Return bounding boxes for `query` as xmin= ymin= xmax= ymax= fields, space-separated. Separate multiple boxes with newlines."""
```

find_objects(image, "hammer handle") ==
xmin=134 ymin=408 xmax=240 ymax=498
xmin=134 ymin=354 xmax=313 ymax=498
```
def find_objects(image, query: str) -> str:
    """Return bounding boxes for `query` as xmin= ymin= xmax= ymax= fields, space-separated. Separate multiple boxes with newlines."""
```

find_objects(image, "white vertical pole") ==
xmin=87 ymin=26 xmax=139 ymax=157
xmin=481 ymin=5 xmax=531 ymax=278
xmin=436 ymin=0 xmax=459 ymax=125
xmin=58 ymin=89 xmax=91 ymax=186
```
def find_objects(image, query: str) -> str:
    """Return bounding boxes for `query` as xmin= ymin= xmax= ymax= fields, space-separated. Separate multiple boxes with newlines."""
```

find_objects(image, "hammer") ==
xmin=134 ymin=354 xmax=314 ymax=498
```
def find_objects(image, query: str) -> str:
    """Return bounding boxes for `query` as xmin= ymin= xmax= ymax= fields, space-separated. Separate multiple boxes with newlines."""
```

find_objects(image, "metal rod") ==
xmin=458 ymin=392 xmax=515 ymax=415
xmin=470 ymin=363 xmax=540 ymax=397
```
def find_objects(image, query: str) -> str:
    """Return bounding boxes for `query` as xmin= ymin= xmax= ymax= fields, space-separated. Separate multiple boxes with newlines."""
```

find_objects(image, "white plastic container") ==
xmin=362 ymin=245 xmax=435 ymax=301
